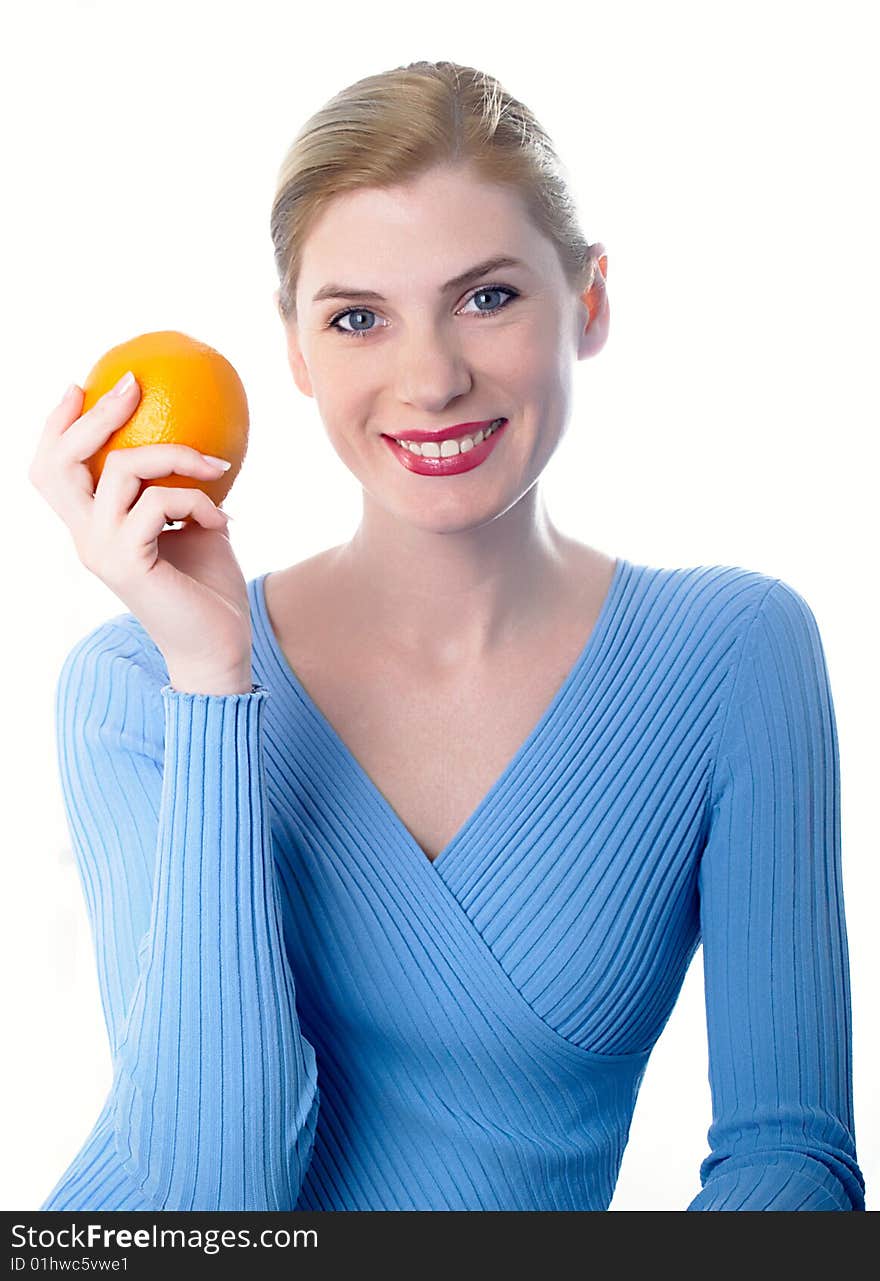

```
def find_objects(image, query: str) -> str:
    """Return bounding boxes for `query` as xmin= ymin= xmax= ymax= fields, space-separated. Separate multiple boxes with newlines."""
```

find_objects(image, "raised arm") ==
xmin=40 ymin=620 xmax=319 ymax=1211
xmin=688 ymin=579 xmax=865 ymax=1211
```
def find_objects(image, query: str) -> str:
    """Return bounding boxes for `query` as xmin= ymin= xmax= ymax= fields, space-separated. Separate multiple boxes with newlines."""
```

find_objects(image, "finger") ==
xmin=80 ymin=485 xmax=227 ymax=586
xmin=54 ymin=374 xmax=142 ymax=469
xmin=32 ymin=377 xmax=143 ymax=529
xmin=28 ymin=384 xmax=85 ymax=489
xmin=39 ymin=383 xmax=86 ymax=443
xmin=92 ymin=444 xmax=231 ymax=524
xmin=124 ymin=485 xmax=228 ymax=550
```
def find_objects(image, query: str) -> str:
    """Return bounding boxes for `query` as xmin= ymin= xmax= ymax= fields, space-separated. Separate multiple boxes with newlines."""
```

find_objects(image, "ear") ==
xmin=576 ymin=249 xmax=610 ymax=359
xmin=275 ymin=293 xmax=315 ymax=398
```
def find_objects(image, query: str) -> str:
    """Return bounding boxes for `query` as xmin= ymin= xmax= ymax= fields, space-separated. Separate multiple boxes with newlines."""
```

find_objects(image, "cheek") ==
xmin=325 ymin=424 xmax=367 ymax=473
xmin=313 ymin=375 xmax=372 ymax=455
xmin=497 ymin=319 xmax=563 ymax=391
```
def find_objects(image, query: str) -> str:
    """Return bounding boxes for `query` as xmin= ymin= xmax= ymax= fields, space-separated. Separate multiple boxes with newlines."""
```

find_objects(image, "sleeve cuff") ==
xmin=161 ymin=683 xmax=269 ymax=699
xmin=687 ymin=1153 xmax=864 ymax=1211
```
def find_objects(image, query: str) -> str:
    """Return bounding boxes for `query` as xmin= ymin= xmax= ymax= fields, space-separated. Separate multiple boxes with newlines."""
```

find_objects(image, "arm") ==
xmin=40 ymin=619 xmax=319 ymax=1211
xmin=687 ymin=580 xmax=865 ymax=1211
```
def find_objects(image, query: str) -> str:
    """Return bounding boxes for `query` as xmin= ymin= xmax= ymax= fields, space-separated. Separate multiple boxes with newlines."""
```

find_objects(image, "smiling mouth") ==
xmin=381 ymin=418 xmax=509 ymax=477
xmin=389 ymin=418 xmax=506 ymax=458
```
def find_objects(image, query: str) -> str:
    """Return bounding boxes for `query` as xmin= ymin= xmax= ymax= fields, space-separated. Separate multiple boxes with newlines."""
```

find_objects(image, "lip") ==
xmin=387 ymin=420 xmax=499 ymax=444
xmin=382 ymin=419 xmax=508 ymax=477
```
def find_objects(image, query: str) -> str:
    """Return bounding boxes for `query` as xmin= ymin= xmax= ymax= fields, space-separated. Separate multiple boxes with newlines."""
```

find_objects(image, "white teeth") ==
xmin=397 ymin=419 xmax=504 ymax=457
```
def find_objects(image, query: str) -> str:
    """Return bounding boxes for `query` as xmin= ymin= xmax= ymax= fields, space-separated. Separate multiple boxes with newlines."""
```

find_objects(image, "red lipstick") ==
xmin=390 ymin=420 xmax=497 ymax=444
xmin=381 ymin=419 xmax=508 ymax=477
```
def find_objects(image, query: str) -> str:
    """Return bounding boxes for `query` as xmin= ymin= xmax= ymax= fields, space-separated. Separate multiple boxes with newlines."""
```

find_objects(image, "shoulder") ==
xmin=56 ymin=612 xmax=169 ymax=752
xmin=626 ymin=560 xmax=821 ymax=652
xmin=617 ymin=560 xmax=834 ymax=712
xmin=59 ymin=611 xmax=168 ymax=686
xmin=632 ymin=559 xmax=777 ymax=616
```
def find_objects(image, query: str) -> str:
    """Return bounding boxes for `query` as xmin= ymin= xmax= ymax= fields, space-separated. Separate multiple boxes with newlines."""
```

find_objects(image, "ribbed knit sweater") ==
xmin=39 ymin=558 xmax=866 ymax=1211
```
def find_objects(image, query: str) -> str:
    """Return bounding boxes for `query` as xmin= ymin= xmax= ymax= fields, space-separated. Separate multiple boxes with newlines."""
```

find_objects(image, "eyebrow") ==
xmin=310 ymin=255 xmax=529 ymax=305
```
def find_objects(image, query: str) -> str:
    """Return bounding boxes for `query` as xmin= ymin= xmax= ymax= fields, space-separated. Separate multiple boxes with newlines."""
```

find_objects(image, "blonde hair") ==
xmin=270 ymin=60 xmax=594 ymax=324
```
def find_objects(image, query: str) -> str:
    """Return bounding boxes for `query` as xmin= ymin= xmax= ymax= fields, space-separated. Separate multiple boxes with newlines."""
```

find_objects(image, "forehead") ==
xmin=297 ymin=165 xmax=552 ymax=295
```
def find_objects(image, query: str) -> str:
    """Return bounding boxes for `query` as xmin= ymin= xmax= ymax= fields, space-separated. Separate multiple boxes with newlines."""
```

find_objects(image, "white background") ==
xmin=1 ymin=0 xmax=876 ymax=1212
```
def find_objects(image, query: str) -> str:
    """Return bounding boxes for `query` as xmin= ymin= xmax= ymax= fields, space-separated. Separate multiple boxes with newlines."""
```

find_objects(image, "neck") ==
xmin=332 ymin=486 xmax=577 ymax=667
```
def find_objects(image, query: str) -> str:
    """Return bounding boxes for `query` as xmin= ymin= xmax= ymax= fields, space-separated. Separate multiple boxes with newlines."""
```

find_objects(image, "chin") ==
xmin=391 ymin=487 xmax=526 ymax=536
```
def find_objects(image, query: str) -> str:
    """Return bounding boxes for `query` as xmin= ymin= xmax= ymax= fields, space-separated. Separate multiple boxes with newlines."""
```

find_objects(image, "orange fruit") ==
xmin=81 ymin=330 xmax=249 ymax=508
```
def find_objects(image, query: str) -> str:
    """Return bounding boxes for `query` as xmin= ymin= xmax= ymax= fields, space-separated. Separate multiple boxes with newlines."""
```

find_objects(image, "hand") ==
xmin=29 ymin=379 xmax=253 ymax=694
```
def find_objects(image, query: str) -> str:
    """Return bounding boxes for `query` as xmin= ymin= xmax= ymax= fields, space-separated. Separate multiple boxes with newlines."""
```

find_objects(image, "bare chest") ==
xmin=264 ymin=557 xmax=615 ymax=864
xmin=294 ymin=652 xmax=583 ymax=862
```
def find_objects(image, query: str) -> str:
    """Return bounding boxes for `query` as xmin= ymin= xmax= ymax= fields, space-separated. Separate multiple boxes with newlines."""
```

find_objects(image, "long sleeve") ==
xmin=688 ymin=579 xmax=865 ymax=1211
xmin=40 ymin=619 xmax=320 ymax=1211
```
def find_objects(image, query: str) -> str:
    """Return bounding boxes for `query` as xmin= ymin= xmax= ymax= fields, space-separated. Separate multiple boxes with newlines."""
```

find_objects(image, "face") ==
xmin=278 ymin=163 xmax=607 ymax=534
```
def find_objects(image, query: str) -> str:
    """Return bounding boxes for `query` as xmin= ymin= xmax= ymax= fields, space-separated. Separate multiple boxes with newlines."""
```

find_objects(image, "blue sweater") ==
xmin=40 ymin=558 xmax=866 ymax=1211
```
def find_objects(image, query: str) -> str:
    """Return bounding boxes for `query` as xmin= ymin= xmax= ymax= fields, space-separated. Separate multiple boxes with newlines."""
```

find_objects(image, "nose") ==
xmin=394 ymin=320 xmax=473 ymax=414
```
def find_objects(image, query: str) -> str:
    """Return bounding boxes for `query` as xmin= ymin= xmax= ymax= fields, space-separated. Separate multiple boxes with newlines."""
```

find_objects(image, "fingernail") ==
xmin=111 ymin=371 xmax=136 ymax=396
xmin=62 ymin=383 xmax=78 ymax=401
xmin=201 ymin=454 xmax=232 ymax=470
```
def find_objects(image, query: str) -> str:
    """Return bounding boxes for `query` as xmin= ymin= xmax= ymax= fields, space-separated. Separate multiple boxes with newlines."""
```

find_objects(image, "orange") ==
xmin=81 ymin=330 xmax=249 ymax=508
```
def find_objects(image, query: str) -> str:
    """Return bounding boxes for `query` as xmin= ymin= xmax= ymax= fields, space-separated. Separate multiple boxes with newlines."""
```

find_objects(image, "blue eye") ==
xmin=461 ymin=286 xmax=518 ymax=316
xmin=330 ymin=307 xmax=380 ymax=337
xmin=326 ymin=284 xmax=519 ymax=339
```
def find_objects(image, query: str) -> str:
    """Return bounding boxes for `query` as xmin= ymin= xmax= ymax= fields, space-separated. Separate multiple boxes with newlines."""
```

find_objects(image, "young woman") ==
xmin=30 ymin=60 xmax=865 ymax=1211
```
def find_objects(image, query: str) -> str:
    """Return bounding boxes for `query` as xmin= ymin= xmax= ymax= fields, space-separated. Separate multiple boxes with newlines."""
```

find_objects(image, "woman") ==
xmin=31 ymin=60 xmax=865 ymax=1211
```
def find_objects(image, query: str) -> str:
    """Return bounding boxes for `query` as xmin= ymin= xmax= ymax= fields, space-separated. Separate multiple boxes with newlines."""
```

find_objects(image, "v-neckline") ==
xmin=253 ymin=555 xmax=630 ymax=872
